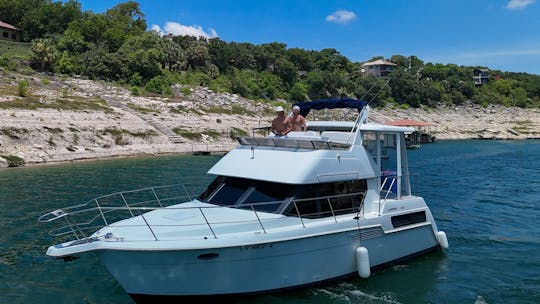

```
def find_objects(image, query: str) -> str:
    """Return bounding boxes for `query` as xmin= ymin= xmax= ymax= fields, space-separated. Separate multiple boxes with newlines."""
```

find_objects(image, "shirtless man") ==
xmin=271 ymin=106 xmax=291 ymax=136
xmin=289 ymin=105 xmax=307 ymax=132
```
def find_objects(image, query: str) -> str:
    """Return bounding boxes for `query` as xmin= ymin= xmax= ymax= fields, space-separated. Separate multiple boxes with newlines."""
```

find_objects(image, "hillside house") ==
xmin=473 ymin=68 xmax=489 ymax=86
xmin=361 ymin=59 xmax=397 ymax=77
xmin=0 ymin=20 xmax=21 ymax=42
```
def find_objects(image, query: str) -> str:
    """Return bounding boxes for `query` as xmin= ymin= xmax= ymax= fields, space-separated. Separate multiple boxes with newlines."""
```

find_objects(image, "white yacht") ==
xmin=39 ymin=98 xmax=448 ymax=303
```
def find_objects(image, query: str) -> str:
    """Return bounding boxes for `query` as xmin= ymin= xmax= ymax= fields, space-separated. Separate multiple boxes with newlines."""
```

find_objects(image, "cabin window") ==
xmin=362 ymin=131 xmax=377 ymax=155
xmin=2 ymin=32 xmax=8 ymax=38
xmin=11 ymin=33 xmax=16 ymax=40
xmin=199 ymin=176 xmax=293 ymax=212
xmin=199 ymin=177 xmax=367 ymax=215
xmin=283 ymin=180 xmax=367 ymax=218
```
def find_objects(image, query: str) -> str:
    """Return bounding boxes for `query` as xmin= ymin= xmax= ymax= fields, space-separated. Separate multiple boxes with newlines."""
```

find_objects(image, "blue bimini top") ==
xmin=293 ymin=98 xmax=367 ymax=117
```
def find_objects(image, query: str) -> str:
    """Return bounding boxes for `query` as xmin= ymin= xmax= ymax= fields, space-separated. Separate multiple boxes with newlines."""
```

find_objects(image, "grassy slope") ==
xmin=0 ymin=40 xmax=31 ymax=59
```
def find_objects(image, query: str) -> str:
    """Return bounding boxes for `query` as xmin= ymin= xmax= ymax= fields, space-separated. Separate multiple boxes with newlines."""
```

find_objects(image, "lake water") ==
xmin=1 ymin=140 xmax=539 ymax=304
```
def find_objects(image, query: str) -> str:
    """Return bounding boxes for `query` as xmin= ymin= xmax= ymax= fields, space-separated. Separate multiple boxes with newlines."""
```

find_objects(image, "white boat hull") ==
xmin=99 ymin=223 xmax=439 ymax=301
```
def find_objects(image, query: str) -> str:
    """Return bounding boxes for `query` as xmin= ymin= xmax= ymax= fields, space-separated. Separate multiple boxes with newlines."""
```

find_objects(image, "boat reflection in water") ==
xmin=39 ymin=98 xmax=448 ymax=303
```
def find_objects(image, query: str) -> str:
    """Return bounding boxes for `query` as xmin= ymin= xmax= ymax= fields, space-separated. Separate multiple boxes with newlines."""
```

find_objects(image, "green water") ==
xmin=1 ymin=141 xmax=539 ymax=303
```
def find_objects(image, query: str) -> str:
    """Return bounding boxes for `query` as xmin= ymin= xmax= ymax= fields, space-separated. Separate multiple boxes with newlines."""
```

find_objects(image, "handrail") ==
xmin=237 ymin=136 xmax=351 ymax=150
xmin=39 ymin=185 xmax=366 ymax=242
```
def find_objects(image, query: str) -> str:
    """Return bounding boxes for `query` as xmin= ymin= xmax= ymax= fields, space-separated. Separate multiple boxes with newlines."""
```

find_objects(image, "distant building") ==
xmin=473 ymin=68 xmax=489 ymax=86
xmin=0 ymin=20 xmax=21 ymax=42
xmin=361 ymin=59 xmax=397 ymax=77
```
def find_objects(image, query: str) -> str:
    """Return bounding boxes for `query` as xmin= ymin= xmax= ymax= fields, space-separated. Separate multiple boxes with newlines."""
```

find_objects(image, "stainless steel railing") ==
xmin=38 ymin=185 xmax=366 ymax=242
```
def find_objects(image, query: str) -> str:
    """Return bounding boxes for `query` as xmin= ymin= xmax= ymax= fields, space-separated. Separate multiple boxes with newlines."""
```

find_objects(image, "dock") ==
xmin=190 ymin=143 xmax=237 ymax=155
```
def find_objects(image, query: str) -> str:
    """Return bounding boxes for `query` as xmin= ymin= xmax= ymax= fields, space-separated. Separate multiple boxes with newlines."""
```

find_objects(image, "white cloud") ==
xmin=325 ymin=10 xmax=357 ymax=24
xmin=505 ymin=0 xmax=536 ymax=10
xmin=151 ymin=22 xmax=218 ymax=38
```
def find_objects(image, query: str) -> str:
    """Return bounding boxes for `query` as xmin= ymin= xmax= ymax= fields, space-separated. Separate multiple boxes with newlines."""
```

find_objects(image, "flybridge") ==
xmin=235 ymin=98 xmax=369 ymax=150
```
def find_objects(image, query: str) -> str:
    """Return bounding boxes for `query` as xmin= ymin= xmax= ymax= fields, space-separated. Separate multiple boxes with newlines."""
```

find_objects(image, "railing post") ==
xmin=140 ymin=214 xmax=159 ymax=241
xmin=181 ymin=183 xmax=192 ymax=201
xmin=327 ymin=198 xmax=337 ymax=223
xmin=94 ymin=198 xmax=109 ymax=226
xmin=64 ymin=216 xmax=82 ymax=240
xmin=293 ymin=201 xmax=305 ymax=228
xmin=250 ymin=205 xmax=266 ymax=234
xmin=120 ymin=193 xmax=134 ymax=217
xmin=198 ymin=208 xmax=217 ymax=239
xmin=151 ymin=188 xmax=163 ymax=208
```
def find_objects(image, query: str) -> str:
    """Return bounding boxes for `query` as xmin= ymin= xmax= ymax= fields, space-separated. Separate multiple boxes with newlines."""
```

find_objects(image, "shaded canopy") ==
xmin=384 ymin=119 xmax=433 ymax=127
xmin=293 ymin=98 xmax=367 ymax=117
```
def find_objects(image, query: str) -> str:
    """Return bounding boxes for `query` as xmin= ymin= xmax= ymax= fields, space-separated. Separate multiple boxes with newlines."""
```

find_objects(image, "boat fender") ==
xmin=436 ymin=231 xmax=449 ymax=249
xmin=356 ymin=247 xmax=370 ymax=278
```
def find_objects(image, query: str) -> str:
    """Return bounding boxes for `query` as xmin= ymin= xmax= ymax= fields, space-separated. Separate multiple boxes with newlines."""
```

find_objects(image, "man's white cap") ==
xmin=275 ymin=106 xmax=284 ymax=112
xmin=292 ymin=105 xmax=300 ymax=111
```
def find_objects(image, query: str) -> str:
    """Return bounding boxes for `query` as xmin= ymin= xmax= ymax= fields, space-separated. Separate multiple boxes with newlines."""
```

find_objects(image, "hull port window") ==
xmin=199 ymin=177 xmax=366 ymax=216
xmin=391 ymin=211 xmax=426 ymax=228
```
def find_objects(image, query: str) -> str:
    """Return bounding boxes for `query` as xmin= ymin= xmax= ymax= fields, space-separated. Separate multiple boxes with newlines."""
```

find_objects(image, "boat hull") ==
xmin=99 ymin=223 xmax=439 ymax=300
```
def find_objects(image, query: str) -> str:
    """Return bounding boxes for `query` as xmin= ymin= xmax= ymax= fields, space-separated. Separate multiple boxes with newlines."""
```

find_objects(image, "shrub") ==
xmin=131 ymin=86 xmax=142 ymax=96
xmin=0 ymin=56 xmax=8 ymax=67
xmin=145 ymin=75 xmax=172 ymax=95
xmin=180 ymin=87 xmax=191 ymax=96
xmin=173 ymin=129 xmax=201 ymax=140
xmin=229 ymin=127 xmax=248 ymax=139
xmin=18 ymin=80 xmax=29 ymax=97
xmin=0 ymin=155 xmax=25 ymax=167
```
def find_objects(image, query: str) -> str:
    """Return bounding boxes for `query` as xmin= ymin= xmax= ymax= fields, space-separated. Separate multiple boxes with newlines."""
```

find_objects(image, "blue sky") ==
xmin=78 ymin=0 xmax=540 ymax=75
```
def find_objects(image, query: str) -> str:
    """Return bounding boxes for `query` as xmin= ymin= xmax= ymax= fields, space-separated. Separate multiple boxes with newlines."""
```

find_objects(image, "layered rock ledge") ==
xmin=1 ymin=75 xmax=539 ymax=167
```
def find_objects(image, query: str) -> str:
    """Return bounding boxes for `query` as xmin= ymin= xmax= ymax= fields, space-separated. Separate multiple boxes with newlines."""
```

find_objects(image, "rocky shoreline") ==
xmin=1 ymin=74 xmax=539 ymax=168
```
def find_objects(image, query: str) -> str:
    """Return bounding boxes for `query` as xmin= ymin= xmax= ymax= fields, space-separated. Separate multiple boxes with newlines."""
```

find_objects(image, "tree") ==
xmin=389 ymin=69 xmax=423 ymax=107
xmin=159 ymin=36 xmax=185 ymax=72
xmin=117 ymin=32 xmax=163 ymax=81
xmin=390 ymin=55 xmax=408 ymax=68
xmin=30 ymin=38 xmax=56 ymax=72
xmin=314 ymin=48 xmax=349 ymax=72
xmin=103 ymin=1 xmax=147 ymax=51
xmin=185 ymin=40 xmax=209 ymax=70
xmin=286 ymin=48 xmax=314 ymax=72
xmin=275 ymin=57 xmax=297 ymax=87
xmin=0 ymin=0 xmax=81 ymax=41
xmin=208 ymin=38 xmax=233 ymax=73
xmin=206 ymin=64 xmax=220 ymax=79
xmin=290 ymin=82 xmax=308 ymax=102
xmin=68 ymin=12 xmax=108 ymax=48
xmin=58 ymin=28 xmax=89 ymax=54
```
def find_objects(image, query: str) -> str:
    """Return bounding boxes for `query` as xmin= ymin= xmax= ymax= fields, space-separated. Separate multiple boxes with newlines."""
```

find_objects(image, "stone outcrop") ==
xmin=1 ymin=74 xmax=539 ymax=168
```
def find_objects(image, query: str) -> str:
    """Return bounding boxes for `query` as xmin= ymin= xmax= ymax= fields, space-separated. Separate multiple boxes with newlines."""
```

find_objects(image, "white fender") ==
xmin=436 ymin=231 xmax=449 ymax=249
xmin=356 ymin=247 xmax=371 ymax=278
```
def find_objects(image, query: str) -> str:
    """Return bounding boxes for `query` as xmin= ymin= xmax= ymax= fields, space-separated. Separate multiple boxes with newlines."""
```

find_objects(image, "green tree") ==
xmin=290 ymin=82 xmax=308 ymax=102
xmin=0 ymin=0 xmax=82 ymax=41
xmin=275 ymin=57 xmax=297 ymax=87
xmin=208 ymin=38 xmax=233 ymax=73
xmin=30 ymin=38 xmax=56 ymax=72
xmin=117 ymin=32 xmax=163 ymax=81
xmin=58 ymin=28 xmax=89 ymax=54
xmin=68 ymin=12 xmax=108 ymax=48
xmin=103 ymin=1 xmax=147 ymax=52
xmin=389 ymin=69 xmax=423 ymax=107
xmin=286 ymin=48 xmax=314 ymax=72
xmin=185 ymin=40 xmax=209 ymax=70
xmin=159 ymin=36 xmax=185 ymax=72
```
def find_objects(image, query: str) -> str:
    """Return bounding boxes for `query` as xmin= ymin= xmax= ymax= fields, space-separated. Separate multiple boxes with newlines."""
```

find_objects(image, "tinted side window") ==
xmin=391 ymin=211 xmax=426 ymax=228
xmin=198 ymin=176 xmax=292 ymax=212
xmin=285 ymin=180 xmax=366 ymax=218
